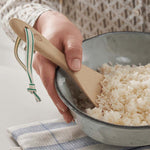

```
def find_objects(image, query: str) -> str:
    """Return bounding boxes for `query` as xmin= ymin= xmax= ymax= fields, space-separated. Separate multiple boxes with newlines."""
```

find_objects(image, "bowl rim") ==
xmin=55 ymin=31 xmax=150 ymax=129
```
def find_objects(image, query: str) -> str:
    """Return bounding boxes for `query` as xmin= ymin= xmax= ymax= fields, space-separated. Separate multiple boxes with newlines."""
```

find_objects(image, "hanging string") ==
xmin=25 ymin=28 xmax=41 ymax=102
xmin=14 ymin=28 xmax=41 ymax=102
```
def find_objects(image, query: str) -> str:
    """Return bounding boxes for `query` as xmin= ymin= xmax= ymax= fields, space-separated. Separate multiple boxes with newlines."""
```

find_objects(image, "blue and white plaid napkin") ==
xmin=8 ymin=119 xmax=150 ymax=150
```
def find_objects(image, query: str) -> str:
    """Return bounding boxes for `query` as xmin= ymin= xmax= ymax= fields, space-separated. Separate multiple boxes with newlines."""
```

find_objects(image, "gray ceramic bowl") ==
xmin=55 ymin=32 xmax=150 ymax=147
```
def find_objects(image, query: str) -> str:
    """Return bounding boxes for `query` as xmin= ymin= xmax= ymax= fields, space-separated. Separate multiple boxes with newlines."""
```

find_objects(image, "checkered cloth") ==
xmin=8 ymin=119 xmax=150 ymax=150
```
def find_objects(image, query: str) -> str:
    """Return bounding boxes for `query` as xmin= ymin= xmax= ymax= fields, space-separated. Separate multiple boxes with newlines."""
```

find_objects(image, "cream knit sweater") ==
xmin=0 ymin=0 xmax=150 ymax=41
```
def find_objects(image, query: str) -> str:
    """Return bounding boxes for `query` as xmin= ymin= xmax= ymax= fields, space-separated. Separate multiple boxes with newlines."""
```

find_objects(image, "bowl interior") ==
xmin=55 ymin=32 xmax=150 ymax=115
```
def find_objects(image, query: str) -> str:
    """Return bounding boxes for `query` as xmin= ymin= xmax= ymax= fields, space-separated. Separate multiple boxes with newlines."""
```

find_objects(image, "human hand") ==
xmin=33 ymin=11 xmax=83 ymax=123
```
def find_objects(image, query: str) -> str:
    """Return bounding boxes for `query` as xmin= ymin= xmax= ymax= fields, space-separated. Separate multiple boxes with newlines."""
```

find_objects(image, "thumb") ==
xmin=64 ymin=37 xmax=83 ymax=71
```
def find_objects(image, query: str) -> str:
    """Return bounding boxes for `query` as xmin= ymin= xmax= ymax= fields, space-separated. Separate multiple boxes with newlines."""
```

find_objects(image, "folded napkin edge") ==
xmin=7 ymin=118 xmax=65 ymax=133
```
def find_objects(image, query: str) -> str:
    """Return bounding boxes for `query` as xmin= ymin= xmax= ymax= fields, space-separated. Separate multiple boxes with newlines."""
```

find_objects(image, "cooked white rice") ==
xmin=86 ymin=64 xmax=150 ymax=126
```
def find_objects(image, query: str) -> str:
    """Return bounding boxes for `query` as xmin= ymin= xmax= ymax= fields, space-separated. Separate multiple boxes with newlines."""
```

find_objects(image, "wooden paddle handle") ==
xmin=9 ymin=18 xmax=71 ymax=73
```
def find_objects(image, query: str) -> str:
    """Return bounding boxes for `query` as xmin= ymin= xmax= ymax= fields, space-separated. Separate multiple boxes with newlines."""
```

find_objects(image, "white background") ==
xmin=0 ymin=24 xmax=62 ymax=149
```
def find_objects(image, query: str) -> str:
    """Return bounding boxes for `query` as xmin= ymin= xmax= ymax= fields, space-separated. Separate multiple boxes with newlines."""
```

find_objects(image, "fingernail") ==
xmin=56 ymin=103 xmax=66 ymax=113
xmin=71 ymin=58 xmax=81 ymax=71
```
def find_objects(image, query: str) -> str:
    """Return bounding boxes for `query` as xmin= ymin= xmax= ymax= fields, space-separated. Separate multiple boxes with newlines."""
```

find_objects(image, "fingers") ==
xmin=64 ymin=35 xmax=83 ymax=72
xmin=33 ymin=13 xmax=83 ymax=122
xmin=33 ymin=53 xmax=73 ymax=123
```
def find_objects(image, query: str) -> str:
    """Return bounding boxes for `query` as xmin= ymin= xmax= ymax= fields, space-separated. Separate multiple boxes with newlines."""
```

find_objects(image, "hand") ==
xmin=33 ymin=11 xmax=83 ymax=123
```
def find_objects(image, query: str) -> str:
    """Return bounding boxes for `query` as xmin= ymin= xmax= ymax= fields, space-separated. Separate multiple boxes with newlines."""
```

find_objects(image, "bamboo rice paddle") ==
xmin=9 ymin=18 xmax=103 ymax=106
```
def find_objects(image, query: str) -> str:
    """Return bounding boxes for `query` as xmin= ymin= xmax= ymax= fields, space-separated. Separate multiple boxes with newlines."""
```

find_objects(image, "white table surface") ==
xmin=0 ymin=24 xmax=62 ymax=149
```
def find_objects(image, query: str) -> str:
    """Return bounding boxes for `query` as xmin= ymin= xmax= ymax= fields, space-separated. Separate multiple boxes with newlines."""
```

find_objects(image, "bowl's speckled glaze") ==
xmin=55 ymin=32 xmax=150 ymax=147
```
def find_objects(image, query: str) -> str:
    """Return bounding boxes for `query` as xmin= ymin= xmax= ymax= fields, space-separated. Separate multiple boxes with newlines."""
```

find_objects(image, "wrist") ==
xmin=34 ymin=11 xmax=65 ymax=33
xmin=34 ymin=10 xmax=70 ymax=34
xmin=34 ymin=11 xmax=55 ymax=32
xmin=34 ymin=11 xmax=51 ymax=32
